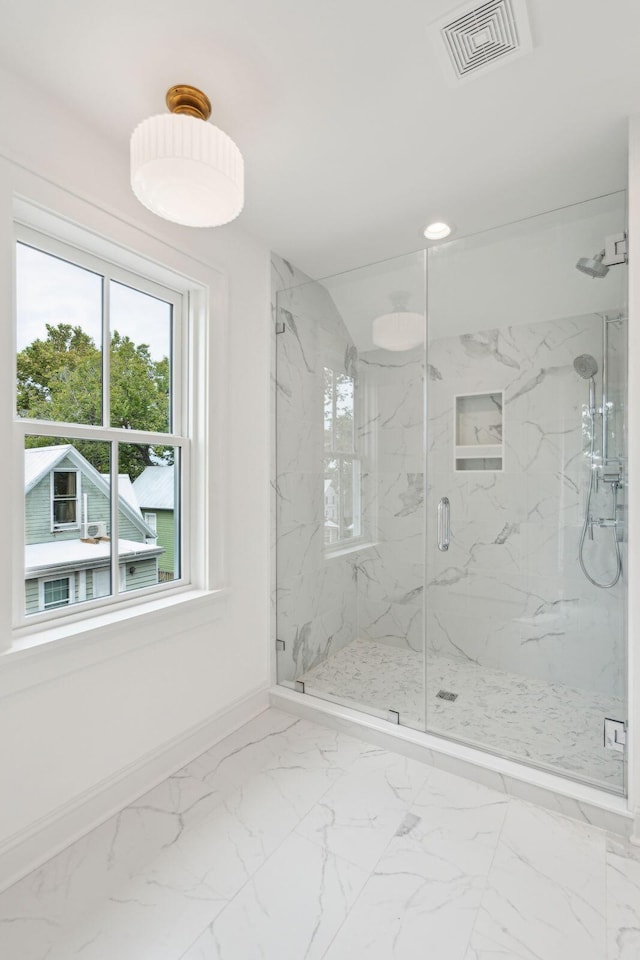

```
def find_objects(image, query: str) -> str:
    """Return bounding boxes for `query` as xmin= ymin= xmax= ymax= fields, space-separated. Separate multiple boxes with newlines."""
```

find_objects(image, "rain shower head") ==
xmin=576 ymin=251 xmax=609 ymax=279
xmin=573 ymin=354 xmax=598 ymax=379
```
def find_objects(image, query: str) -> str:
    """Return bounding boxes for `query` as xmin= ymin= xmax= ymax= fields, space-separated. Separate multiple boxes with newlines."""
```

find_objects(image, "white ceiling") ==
xmin=1 ymin=0 xmax=639 ymax=278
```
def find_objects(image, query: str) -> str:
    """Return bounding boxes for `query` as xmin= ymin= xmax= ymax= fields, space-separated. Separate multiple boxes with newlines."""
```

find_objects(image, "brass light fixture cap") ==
xmin=166 ymin=85 xmax=212 ymax=121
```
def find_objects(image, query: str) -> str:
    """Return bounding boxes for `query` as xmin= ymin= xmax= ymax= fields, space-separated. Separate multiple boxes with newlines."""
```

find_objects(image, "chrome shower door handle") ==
xmin=437 ymin=497 xmax=450 ymax=551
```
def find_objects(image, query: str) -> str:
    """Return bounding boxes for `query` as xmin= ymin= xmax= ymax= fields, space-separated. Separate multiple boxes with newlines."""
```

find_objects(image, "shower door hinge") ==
xmin=604 ymin=232 xmax=627 ymax=266
xmin=275 ymin=320 xmax=286 ymax=334
xmin=295 ymin=680 xmax=305 ymax=694
xmin=276 ymin=638 xmax=285 ymax=652
xmin=387 ymin=709 xmax=400 ymax=725
xmin=604 ymin=717 xmax=626 ymax=752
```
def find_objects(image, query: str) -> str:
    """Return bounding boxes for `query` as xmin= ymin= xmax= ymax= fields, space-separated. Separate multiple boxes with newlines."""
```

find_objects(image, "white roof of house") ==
xmin=25 ymin=445 xmax=72 ymax=491
xmin=25 ymin=538 xmax=163 ymax=577
xmin=104 ymin=474 xmax=142 ymax=516
xmin=133 ymin=466 xmax=175 ymax=510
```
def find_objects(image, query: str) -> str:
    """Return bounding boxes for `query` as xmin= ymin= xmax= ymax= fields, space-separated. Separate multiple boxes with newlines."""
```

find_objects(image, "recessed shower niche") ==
xmin=454 ymin=391 xmax=503 ymax=471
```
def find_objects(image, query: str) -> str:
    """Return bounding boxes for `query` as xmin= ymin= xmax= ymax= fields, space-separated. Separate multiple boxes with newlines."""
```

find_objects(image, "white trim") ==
xmin=0 ymin=684 xmax=270 ymax=894
xmin=0 ymin=166 xmax=230 ymax=665
xmin=10 ymin=207 xmax=216 ymax=645
xmin=144 ymin=512 xmax=158 ymax=534
xmin=0 ymin=588 xmax=229 ymax=698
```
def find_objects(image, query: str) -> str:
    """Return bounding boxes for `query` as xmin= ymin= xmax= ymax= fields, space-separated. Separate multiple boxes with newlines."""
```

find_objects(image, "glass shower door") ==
xmin=424 ymin=193 xmax=628 ymax=793
xmin=274 ymin=251 xmax=427 ymax=730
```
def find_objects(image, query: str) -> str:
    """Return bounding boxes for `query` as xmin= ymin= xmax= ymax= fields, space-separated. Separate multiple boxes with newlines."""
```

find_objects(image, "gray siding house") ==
xmin=132 ymin=465 xmax=176 ymax=581
xmin=25 ymin=445 xmax=163 ymax=615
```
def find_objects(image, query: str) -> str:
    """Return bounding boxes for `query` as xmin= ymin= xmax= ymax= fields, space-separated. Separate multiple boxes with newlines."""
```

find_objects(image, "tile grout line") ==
xmin=176 ymin=729 xmax=385 ymax=959
xmin=460 ymin=792 xmax=514 ymax=958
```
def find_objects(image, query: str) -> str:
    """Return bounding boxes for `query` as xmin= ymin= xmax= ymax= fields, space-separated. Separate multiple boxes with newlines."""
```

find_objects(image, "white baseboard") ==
xmin=0 ymin=684 xmax=270 ymax=893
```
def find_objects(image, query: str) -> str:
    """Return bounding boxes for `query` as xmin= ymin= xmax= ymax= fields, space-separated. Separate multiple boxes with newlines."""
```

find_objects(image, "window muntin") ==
xmin=16 ymin=228 xmax=186 ymax=625
xmin=323 ymin=367 xmax=362 ymax=546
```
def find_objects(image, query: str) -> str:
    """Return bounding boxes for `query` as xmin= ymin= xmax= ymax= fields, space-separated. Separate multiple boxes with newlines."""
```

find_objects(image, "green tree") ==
xmin=18 ymin=323 xmax=171 ymax=479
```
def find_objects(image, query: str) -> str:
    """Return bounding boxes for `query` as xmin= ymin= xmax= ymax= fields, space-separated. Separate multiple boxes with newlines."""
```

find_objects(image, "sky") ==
xmin=16 ymin=243 xmax=172 ymax=362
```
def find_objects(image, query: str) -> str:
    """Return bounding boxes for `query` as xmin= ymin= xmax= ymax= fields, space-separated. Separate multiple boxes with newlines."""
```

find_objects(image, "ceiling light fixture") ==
xmin=372 ymin=292 xmax=425 ymax=352
xmin=424 ymin=221 xmax=452 ymax=240
xmin=130 ymin=85 xmax=244 ymax=228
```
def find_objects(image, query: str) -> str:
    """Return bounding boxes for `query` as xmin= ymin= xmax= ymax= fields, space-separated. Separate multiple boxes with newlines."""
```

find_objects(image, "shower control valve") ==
xmin=589 ymin=516 xmax=617 ymax=536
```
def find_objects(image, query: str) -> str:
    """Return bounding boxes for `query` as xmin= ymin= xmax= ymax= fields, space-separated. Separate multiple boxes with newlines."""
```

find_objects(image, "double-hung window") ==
xmin=51 ymin=469 xmax=80 ymax=528
xmin=323 ymin=366 xmax=362 ymax=546
xmin=16 ymin=226 xmax=187 ymax=623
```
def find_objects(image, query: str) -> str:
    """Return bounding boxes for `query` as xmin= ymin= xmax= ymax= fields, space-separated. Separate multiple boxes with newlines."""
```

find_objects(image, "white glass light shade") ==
xmin=130 ymin=114 xmax=244 ymax=227
xmin=372 ymin=311 xmax=425 ymax=351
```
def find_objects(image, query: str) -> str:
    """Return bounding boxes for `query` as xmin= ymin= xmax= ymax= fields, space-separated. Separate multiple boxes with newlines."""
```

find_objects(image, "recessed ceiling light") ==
xmin=424 ymin=221 xmax=452 ymax=240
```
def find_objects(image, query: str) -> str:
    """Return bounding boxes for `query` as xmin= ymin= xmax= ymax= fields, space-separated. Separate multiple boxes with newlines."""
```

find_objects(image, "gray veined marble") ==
xmin=298 ymin=638 xmax=624 ymax=790
xmin=1 ymin=708 xmax=637 ymax=960
xmin=273 ymin=250 xmax=626 ymax=795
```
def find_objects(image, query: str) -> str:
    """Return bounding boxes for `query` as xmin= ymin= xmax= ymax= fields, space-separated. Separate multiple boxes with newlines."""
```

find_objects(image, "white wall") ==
xmin=0 ymin=64 xmax=271 ymax=881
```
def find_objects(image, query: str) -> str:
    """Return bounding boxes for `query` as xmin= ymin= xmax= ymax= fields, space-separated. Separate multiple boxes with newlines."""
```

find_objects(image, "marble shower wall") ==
xmin=272 ymin=254 xmax=427 ymax=688
xmin=426 ymin=313 xmax=626 ymax=700
xmin=355 ymin=348 xmax=426 ymax=655
xmin=272 ymin=254 xmax=358 ymax=683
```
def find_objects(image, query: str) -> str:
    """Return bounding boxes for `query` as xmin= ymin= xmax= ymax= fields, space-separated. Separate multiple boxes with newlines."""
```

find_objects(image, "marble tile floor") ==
xmin=298 ymin=637 xmax=625 ymax=792
xmin=1 ymin=707 xmax=638 ymax=960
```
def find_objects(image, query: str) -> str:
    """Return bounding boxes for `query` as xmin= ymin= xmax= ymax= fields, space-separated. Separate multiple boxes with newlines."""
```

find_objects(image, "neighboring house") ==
xmin=25 ymin=445 xmax=162 ymax=615
xmin=324 ymin=479 xmax=339 ymax=544
xmin=132 ymin=465 xmax=176 ymax=581
xmin=324 ymin=479 xmax=338 ymax=524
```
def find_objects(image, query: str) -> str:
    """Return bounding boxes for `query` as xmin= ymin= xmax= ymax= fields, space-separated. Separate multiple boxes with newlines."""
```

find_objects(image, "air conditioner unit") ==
xmin=85 ymin=521 xmax=108 ymax=539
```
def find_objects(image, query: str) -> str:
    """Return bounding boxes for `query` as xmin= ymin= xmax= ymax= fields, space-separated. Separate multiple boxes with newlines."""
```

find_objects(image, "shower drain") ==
xmin=436 ymin=689 xmax=458 ymax=702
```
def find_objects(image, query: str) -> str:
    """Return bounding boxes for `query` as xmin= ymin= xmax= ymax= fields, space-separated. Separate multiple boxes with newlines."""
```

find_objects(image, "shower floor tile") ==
xmin=298 ymin=637 xmax=625 ymax=791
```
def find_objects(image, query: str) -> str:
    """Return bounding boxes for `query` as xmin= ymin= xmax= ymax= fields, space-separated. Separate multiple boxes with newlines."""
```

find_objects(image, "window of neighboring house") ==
xmin=41 ymin=576 xmax=74 ymax=610
xmin=144 ymin=512 xmax=158 ymax=535
xmin=17 ymin=226 xmax=186 ymax=624
xmin=323 ymin=366 xmax=362 ymax=547
xmin=51 ymin=469 xmax=80 ymax=528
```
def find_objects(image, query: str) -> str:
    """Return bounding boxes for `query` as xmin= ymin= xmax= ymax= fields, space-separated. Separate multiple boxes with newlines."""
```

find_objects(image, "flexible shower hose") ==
xmin=578 ymin=425 xmax=622 ymax=589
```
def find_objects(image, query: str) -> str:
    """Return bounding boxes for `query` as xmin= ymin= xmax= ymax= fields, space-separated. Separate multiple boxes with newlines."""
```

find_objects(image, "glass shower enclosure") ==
xmin=274 ymin=191 xmax=627 ymax=795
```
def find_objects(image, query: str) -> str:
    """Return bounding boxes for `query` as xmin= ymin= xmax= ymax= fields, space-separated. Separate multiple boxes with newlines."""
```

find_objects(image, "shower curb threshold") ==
xmin=270 ymin=685 xmax=632 ymax=837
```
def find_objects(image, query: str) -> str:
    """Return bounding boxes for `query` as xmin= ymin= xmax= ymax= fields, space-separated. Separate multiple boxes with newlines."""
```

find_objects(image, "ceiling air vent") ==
xmin=429 ymin=0 xmax=533 ymax=84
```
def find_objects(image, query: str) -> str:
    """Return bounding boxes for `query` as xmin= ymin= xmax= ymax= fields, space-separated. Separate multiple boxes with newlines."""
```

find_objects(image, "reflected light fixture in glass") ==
xmin=372 ymin=291 xmax=425 ymax=352
xmin=131 ymin=85 xmax=244 ymax=228
xmin=424 ymin=221 xmax=452 ymax=240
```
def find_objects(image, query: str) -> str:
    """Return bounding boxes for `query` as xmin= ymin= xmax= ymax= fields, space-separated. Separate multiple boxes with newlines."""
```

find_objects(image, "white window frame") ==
xmin=323 ymin=365 xmax=364 ymax=550
xmin=39 ymin=575 xmax=75 ymax=611
xmin=14 ymin=224 xmax=193 ymax=630
xmin=51 ymin=468 xmax=81 ymax=530
xmin=144 ymin=512 xmax=158 ymax=535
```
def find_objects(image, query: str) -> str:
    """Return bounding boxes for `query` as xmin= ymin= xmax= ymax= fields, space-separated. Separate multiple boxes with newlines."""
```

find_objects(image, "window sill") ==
xmin=325 ymin=540 xmax=378 ymax=560
xmin=0 ymin=587 xmax=229 ymax=698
